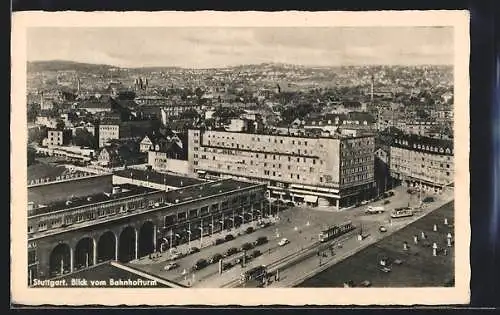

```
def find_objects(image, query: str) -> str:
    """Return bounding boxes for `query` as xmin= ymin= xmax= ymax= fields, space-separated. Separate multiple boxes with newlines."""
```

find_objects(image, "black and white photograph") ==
xmin=11 ymin=11 xmax=470 ymax=305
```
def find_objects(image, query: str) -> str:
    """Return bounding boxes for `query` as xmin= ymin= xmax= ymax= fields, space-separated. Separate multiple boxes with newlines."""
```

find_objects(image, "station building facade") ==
xmin=27 ymin=179 xmax=267 ymax=284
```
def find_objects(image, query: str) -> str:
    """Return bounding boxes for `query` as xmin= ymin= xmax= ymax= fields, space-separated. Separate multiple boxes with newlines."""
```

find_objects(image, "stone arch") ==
xmin=118 ymin=226 xmax=137 ymax=263
xmin=49 ymin=242 xmax=71 ymax=277
xmin=138 ymin=221 xmax=155 ymax=258
xmin=97 ymin=231 xmax=117 ymax=263
xmin=74 ymin=237 xmax=95 ymax=270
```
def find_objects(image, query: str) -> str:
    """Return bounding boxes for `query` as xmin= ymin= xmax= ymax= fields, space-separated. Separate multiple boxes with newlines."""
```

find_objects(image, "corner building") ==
xmin=188 ymin=129 xmax=376 ymax=208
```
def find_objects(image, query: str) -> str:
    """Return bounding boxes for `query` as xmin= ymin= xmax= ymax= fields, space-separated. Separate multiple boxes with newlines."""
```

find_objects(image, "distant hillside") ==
xmin=27 ymin=60 xmax=120 ymax=73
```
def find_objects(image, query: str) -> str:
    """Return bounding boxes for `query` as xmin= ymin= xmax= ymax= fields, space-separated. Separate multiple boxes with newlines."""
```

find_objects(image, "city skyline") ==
xmin=27 ymin=27 xmax=454 ymax=69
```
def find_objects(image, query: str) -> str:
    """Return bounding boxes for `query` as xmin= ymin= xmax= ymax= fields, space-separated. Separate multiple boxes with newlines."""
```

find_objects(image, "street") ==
xmin=128 ymin=185 xmax=454 ymax=287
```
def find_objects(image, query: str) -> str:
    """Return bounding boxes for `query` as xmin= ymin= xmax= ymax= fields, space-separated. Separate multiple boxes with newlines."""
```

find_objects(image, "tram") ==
xmin=318 ymin=221 xmax=355 ymax=243
xmin=390 ymin=207 xmax=414 ymax=218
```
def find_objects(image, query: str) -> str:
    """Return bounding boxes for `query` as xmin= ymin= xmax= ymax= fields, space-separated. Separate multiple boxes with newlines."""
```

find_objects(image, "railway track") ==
xmin=221 ymin=231 xmax=357 ymax=288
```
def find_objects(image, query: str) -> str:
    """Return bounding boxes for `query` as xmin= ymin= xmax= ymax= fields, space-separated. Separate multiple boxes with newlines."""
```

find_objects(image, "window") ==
xmin=304 ymin=141 xmax=308 ymax=146
xmin=297 ymin=174 xmax=300 ymax=179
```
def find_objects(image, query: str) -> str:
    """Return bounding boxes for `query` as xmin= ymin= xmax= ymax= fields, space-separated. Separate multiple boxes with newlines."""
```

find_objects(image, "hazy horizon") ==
xmin=27 ymin=27 xmax=454 ymax=69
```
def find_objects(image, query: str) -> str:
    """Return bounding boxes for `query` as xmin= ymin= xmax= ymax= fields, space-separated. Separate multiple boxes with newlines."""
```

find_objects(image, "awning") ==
xmin=304 ymin=195 xmax=318 ymax=203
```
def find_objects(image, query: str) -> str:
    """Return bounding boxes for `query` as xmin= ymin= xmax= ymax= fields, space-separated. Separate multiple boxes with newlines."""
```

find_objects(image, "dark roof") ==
xmin=345 ymin=112 xmax=377 ymax=124
xmin=163 ymin=179 xmax=261 ymax=204
xmin=114 ymin=99 xmax=139 ymax=109
xmin=29 ymin=183 xmax=158 ymax=217
xmin=50 ymin=261 xmax=186 ymax=288
xmin=79 ymin=97 xmax=114 ymax=109
xmin=27 ymin=164 xmax=93 ymax=185
xmin=391 ymin=134 xmax=454 ymax=156
xmin=114 ymin=169 xmax=204 ymax=187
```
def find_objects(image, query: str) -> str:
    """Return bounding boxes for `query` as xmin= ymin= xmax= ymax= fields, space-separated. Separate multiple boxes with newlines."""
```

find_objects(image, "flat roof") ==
xmin=29 ymin=184 xmax=159 ymax=217
xmin=114 ymin=168 xmax=204 ymax=187
xmin=164 ymin=179 xmax=262 ymax=204
xmin=27 ymin=163 xmax=93 ymax=185
xmin=47 ymin=261 xmax=185 ymax=288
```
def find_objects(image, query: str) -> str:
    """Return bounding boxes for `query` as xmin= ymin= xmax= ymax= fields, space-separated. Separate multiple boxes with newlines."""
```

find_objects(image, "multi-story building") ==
xmin=188 ymin=129 xmax=375 ymax=208
xmin=98 ymin=124 xmax=128 ymax=147
xmin=27 ymin=179 xmax=267 ymax=282
xmin=98 ymin=120 xmax=159 ymax=148
xmin=390 ymin=135 xmax=454 ymax=193
xmin=42 ymin=130 xmax=72 ymax=147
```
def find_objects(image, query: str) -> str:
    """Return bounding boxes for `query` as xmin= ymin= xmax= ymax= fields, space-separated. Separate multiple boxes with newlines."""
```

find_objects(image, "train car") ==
xmin=318 ymin=221 xmax=355 ymax=243
xmin=390 ymin=207 xmax=414 ymax=219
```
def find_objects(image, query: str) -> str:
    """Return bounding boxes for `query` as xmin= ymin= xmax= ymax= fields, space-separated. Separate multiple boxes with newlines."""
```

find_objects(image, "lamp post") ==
xmin=198 ymin=225 xmax=204 ymax=247
xmin=187 ymin=222 xmax=192 ymax=248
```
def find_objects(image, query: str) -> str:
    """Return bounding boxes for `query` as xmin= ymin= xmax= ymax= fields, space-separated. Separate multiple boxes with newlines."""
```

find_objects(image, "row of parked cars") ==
xmin=191 ymin=236 xmax=270 ymax=272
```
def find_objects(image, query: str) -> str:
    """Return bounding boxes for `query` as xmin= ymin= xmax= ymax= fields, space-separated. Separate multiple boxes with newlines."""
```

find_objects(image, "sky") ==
xmin=27 ymin=27 xmax=454 ymax=68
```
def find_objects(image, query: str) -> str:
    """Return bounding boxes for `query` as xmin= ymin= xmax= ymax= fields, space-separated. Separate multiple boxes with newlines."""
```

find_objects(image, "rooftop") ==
xmin=27 ymin=164 xmax=95 ymax=186
xmin=114 ymin=169 xmax=204 ymax=187
xmin=198 ymin=128 xmax=374 ymax=140
xmin=391 ymin=134 xmax=454 ymax=156
xmin=164 ymin=179 xmax=261 ymax=204
xmin=29 ymin=183 xmax=158 ymax=217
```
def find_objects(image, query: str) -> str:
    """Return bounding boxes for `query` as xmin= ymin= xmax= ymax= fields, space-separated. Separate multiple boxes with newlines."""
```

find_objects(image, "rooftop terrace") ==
xmin=114 ymin=169 xmax=204 ymax=188
xmin=29 ymin=183 xmax=159 ymax=217
xmin=163 ymin=179 xmax=262 ymax=204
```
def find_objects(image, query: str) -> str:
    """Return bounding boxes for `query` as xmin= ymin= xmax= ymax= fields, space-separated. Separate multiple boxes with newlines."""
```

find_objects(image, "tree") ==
xmin=73 ymin=128 xmax=97 ymax=148
xmin=194 ymin=87 xmax=204 ymax=100
xmin=179 ymin=108 xmax=200 ymax=120
xmin=55 ymin=119 xmax=66 ymax=130
xmin=27 ymin=103 xmax=40 ymax=122
xmin=27 ymin=146 xmax=37 ymax=166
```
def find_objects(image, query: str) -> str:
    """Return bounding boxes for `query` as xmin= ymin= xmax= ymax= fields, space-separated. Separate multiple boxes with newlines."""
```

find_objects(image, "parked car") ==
xmin=164 ymin=262 xmax=179 ymax=271
xmin=224 ymin=234 xmax=235 ymax=242
xmin=379 ymin=226 xmax=387 ymax=233
xmin=241 ymin=242 xmax=254 ymax=251
xmin=193 ymin=258 xmax=208 ymax=271
xmin=189 ymin=247 xmax=200 ymax=254
xmin=360 ymin=200 xmax=369 ymax=205
xmin=251 ymin=250 xmax=261 ymax=258
xmin=360 ymin=280 xmax=372 ymax=287
xmin=169 ymin=252 xmax=182 ymax=261
xmin=278 ymin=238 xmax=290 ymax=246
xmin=224 ymin=247 xmax=239 ymax=257
xmin=254 ymin=236 xmax=268 ymax=246
xmin=209 ymin=253 xmax=223 ymax=264
xmin=258 ymin=221 xmax=271 ymax=228
xmin=214 ymin=238 xmax=225 ymax=245
xmin=393 ymin=259 xmax=404 ymax=265
xmin=383 ymin=200 xmax=391 ymax=205
xmin=245 ymin=227 xmax=255 ymax=234
xmin=222 ymin=262 xmax=233 ymax=271
xmin=422 ymin=196 xmax=435 ymax=203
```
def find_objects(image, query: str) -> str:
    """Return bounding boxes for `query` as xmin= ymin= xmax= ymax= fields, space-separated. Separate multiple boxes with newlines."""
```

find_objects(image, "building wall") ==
xmin=28 ymin=174 xmax=113 ymax=205
xmin=188 ymin=129 xmax=375 ymax=206
xmin=28 ymin=182 xmax=266 ymax=280
xmin=98 ymin=124 xmax=122 ymax=148
xmin=148 ymin=151 xmax=190 ymax=175
xmin=390 ymin=146 xmax=454 ymax=188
